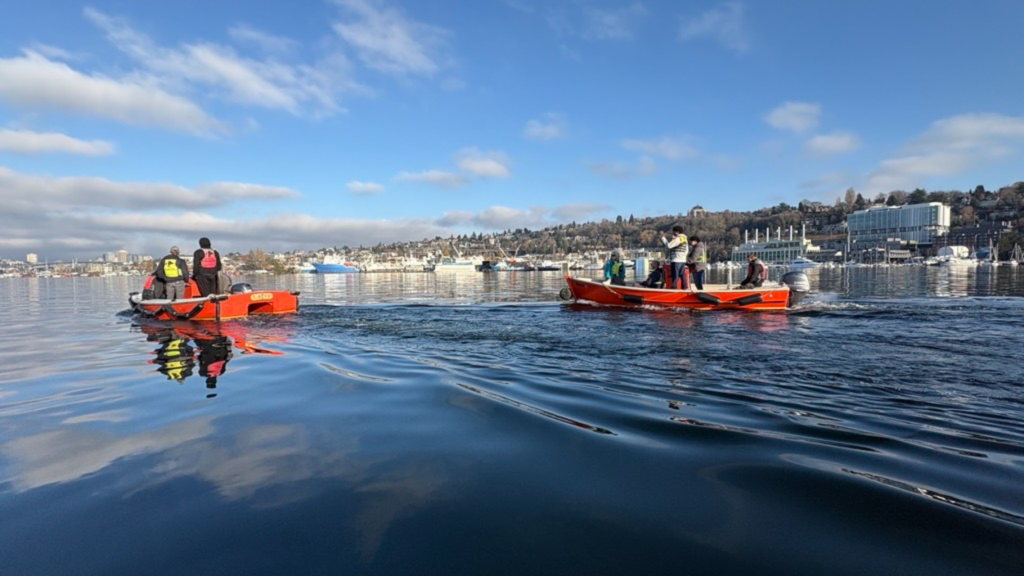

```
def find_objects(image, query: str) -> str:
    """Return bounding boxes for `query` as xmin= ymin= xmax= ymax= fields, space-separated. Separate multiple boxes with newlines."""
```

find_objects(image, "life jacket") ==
xmin=696 ymin=243 xmax=707 ymax=264
xmin=610 ymin=260 xmax=623 ymax=277
xmin=200 ymin=249 xmax=217 ymax=269
xmin=163 ymin=257 xmax=182 ymax=279
xmin=749 ymin=259 xmax=767 ymax=280
xmin=667 ymin=234 xmax=688 ymax=261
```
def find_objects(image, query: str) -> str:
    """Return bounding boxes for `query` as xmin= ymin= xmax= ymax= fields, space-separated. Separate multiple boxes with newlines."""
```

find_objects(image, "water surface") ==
xmin=1 ymin=267 xmax=1022 ymax=575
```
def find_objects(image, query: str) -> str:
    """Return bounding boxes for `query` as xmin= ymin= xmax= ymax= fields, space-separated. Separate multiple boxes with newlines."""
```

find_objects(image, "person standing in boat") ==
xmin=603 ymin=250 xmax=626 ymax=286
xmin=687 ymin=236 xmax=707 ymax=291
xmin=154 ymin=246 xmax=189 ymax=300
xmin=192 ymin=237 xmax=222 ymax=297
xmin=661 ymin=225 xmax=689 ymax=289
xmin=740 ymin=253 xmax=767 ymax=288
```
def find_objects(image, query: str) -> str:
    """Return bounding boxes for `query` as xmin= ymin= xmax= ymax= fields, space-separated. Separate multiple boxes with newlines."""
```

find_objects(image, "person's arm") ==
xmin=153 ymin=258 xmax=164 ymax=280
xmin=180 ymin=258 xmax=190 ymax=281
xmin=603 ymin=260 xmax=612 ymax=279
xmin=193 ymin=250 xmax=203 ymax=278
xmin=215 ymin=251 xmax=223 ymax=273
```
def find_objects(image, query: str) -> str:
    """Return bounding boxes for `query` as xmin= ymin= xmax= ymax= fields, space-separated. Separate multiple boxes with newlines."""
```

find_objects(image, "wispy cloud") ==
xmin=84 ymin=7 xmax=355 ymax=119
xmin=805 ymin=131 xmax=861 ymax=155
xmin=523 ymin=113 xmax=567 ymax=140
xmin=0 ymin=51 xmax=225 ymax=136
xmin=678 ymin=2 xmax=749 ymax=53
xmin=347 ymin=181 xmax=384 ymax=195
xmin=622 ymin=137 xmax=700 ymax=160
xmin=0 ymin=129 xmax=115 ymax=155
xmin=863 ymin=112 xmax=1024 ymax=194
xmin=228 ymin=24 xmax=298 ymax=54
xmin=395 ymin=169 xmax=467 ymax=188
xmin=553 ymin=202 xmax=612 ymax=221
xmin=764 ymin=101 xmax=820 ymax=134
xmin=454 ymin=147 xmax=511 ymax=178
xmin=331 ymin=0 xmax=451 ymax=77
xmin=582 ymin=4 xmax=647 ymax=40
xmin=590 ymin=157 xmax=657 ymax=180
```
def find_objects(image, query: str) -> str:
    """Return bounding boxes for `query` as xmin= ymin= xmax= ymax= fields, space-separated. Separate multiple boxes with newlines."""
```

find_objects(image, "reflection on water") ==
xmin=1 ymin=270 xmax=1024 ymax=575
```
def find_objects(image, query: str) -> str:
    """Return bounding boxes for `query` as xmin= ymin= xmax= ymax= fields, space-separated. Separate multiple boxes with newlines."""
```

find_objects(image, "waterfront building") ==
xmin=731 ymin=225 xmax=824 ymax=264
xmin=26 ymin=253 xmax=38 ymax=264
xmin=847 ymin=202 xmax=950 ymax=246
xmin=932 ymin=221 xmax=1013 ymax=254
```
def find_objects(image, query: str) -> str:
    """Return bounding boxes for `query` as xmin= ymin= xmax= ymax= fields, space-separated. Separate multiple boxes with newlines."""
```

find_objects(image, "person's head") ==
xmin=671 ymin=225 xmax=684 ymax=234
xmin=170 ymin=246 xmax=179 ymax=256
xmin=650 ymin=259 xmax=660 ymax=268
xmin=690 ymin=235 xmax=700 ymax=244
xmin=612 ymin=249 xmax=621 ymax=259
xmin=199 ymin=237 xmax=212 ymax=249
xmin=748 ymin=253 xmax=757 ymax=261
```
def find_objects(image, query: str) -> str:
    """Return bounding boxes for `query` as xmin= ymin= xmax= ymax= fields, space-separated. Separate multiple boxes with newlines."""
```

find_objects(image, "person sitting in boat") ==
xmin=603 ymin=250 xmax=626 ymax=286
xmin=154 ymin=246 xmax=189 ymax=301
xmin=740 ymin=253 xmax=767 ymax=288
xmin=661 ymin=225 xmax=689 ymax=289
xmin=687 ymin=236 xmax=707 ymax=291
xmin=192 ymin=237 xmax=223 ymax=297
xmin=637 ymin=259 xmax=665 ymax=288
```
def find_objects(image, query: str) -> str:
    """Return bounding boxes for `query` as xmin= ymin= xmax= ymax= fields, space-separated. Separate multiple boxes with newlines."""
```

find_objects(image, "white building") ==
xmin=847 ymin=202 xmax=950 ymax=245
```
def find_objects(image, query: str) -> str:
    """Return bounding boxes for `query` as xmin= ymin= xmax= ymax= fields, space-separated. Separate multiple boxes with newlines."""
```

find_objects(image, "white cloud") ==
xmin=84 ymin=8 xmax=354 ymax=118
xmin=0 ymin=129 xmax=115 ymax=155
xmin=523 ymin=113 xmax=567 ymax=140
xmin=331 ymin=0 xmax=450 ymax=77
xmin=678 ymin=2 xmax=749 ymax=53
xmin=622 ymin=137 xmax=700 ymax=160
xmin=765 ymin=101 xmax=820 ymax=134
xmin=228 ymin=24 xmax=299 ymax=54
xmin=347 ymin=180 xmax=384 ymax=195
xmin=454 ymin=147 xmax=511 ymax=178
xmin=395 ymin=169 xmax=467 ymax=188
xmin=590 ymin=156 xmax=657 ymax=180
xmin=0 ymin=51 xmax=225 ymax=136
xmin=552 ymin=202 xmax=612 ymax=221
xmin=864 ymin=113 xmax=1024 ymax=195
xmin=0 ymin=166 xmax=297 ymax=213
xmin=582 ymin=4 xmax=647 ymax=40
xmin=805 ymin=131 xmax=861 ymax=155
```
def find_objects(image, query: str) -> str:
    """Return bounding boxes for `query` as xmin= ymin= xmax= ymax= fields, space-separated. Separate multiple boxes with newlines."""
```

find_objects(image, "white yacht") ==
xmin=787 ymin=256 xmax=819 ymax=270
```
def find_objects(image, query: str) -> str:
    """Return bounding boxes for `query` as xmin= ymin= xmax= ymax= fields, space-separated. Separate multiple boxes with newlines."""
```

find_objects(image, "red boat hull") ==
xmin=130 ymin=281 xmax=299 ymax=321
xmin=562 ymin=276 xmax=792 ymax=311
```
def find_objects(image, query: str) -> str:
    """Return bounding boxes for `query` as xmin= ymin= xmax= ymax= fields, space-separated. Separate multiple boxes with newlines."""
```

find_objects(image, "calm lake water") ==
xmin=1 ymin=267 xmax=1023 ymax=575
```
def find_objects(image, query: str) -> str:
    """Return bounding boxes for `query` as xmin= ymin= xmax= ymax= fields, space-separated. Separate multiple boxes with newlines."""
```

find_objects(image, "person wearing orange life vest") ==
xmin=740 ymin=253 xmax=768 ymax=288
xmin=192 ymin=237 xmax=223 ymax=297
xmin=154 ymin=246 xmax=189 ymax=300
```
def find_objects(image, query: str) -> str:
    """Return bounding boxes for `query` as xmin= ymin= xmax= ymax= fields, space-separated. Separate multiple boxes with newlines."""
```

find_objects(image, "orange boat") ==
xmin=129 ymin=279 xmax=299 ymax=321
xmin=559 ymin=271 xmax=809 ymax=311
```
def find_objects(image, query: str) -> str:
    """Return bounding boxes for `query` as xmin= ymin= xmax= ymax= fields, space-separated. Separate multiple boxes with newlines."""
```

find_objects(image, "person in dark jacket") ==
xmin=154 ymin=246 xmax=189 ymax=300
xmin=687 ymin=236 xmax=708 ymax=290
xmin=740 ymin=253 xmax=767 ymax=288
xmin=192 ymin=237 xmax=223 ymax=297
xmin=637 ymin=260 xmax=665 ymax=288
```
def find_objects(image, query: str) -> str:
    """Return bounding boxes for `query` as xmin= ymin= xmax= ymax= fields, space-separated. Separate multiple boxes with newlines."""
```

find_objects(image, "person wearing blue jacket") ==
xmin=603 ymin=250 xmax=626 ymax=286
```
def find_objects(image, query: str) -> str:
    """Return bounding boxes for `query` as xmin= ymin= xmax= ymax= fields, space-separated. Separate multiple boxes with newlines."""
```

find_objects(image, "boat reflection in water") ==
xmin=135 ymin=319 xmax=287 ymax=397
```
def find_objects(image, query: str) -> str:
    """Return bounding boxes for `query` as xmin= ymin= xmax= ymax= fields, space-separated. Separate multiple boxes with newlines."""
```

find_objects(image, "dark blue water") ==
xmin=1 ymin=268 xmax=1023 ymax=575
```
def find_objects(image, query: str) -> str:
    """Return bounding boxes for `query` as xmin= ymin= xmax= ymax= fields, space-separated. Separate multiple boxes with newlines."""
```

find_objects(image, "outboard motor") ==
xmin=230 ymin=282 xmax=254 ymax=294
xmin=780 ymin=271 xmax=810 ymax=307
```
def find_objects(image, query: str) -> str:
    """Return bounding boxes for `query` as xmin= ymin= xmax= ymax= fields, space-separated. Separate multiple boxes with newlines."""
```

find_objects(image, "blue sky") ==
xmin=1 ymin=0 xmax=1023 ymax=259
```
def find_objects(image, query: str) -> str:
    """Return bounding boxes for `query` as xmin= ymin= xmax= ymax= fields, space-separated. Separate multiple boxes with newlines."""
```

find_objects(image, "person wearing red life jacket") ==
xmin=740 ymin=253 xmax=768 ymax=288
xmin=192 ymin=237 xmax=223 ymax=297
